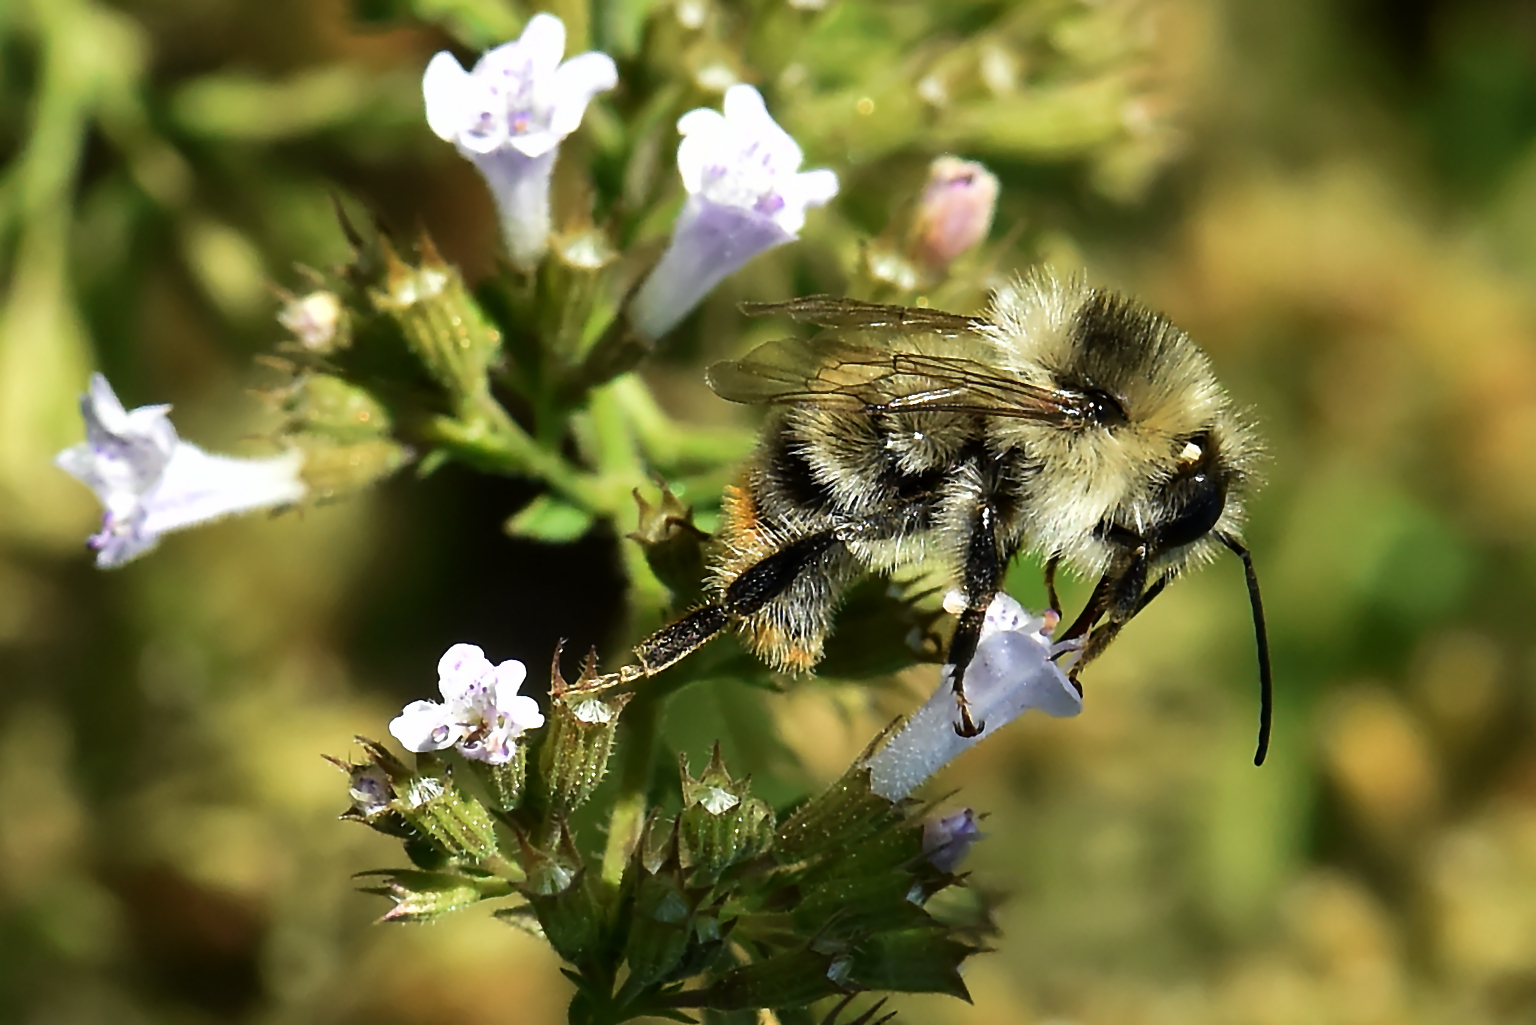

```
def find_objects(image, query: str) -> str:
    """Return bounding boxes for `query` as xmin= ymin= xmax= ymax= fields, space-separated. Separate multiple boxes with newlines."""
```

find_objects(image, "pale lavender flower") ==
xmin=629 ymin=84 xmax=838 ymax=341
xmin=922 ymin=808 xmax=983 ymax=874
xmin=54 ymin=374 xmax=305 ymax=569
xmin=865 ymin=593 xmax=1081 ymax=801
xmin=422 ymin=14 xmax=617 ymax=268
xmin=389 ymin=644 xmax=545 ymax=765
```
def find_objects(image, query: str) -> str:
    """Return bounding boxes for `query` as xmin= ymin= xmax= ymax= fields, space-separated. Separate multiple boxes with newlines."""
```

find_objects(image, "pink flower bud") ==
xmin=910 ymin=156 xmax=998 ymax=272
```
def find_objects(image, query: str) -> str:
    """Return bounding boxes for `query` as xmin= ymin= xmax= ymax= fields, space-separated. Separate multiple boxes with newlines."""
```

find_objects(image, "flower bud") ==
xmin=538 ymin=651 xmax=631 ymax=813
xmin=845 ymin=927 xmax=974 ymax=1000
xmin=921 ymin=808 xmax=982 ymax=874
xmin=392 ymin=771 xmax=501 ymax=862
xmin=628 ymin=486 xmax=709 ymax=606
xmin=327 ymin=739 xmax=415 ymax=838
xmin=277 ymin=289 xmax=347 ymax=353
xmin=908 ymin=156 xmax=998 ymax=274
xmin=294 ymin=436 xmax=411 ymax=502
xmin=517 ymin=819 xmax=602 ymax=964
xmin=619 ymin=862 xmax=696 ymax=995
xmin=357 ymin=868 xmax=511 ymax=922
xmin=284 ymin=374 xmax=391 ymax=443
xmin=677 ymin=745 xmax=774 ymax=883
xmin=467 ymin=743 xmax=528 ymax=813
xmin=370 ymin=234 xmax=503 ymax=404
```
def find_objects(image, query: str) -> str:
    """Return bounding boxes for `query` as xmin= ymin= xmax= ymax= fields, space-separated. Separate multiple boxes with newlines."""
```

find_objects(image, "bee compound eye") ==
xmin=1158 ymin=473 xmax=1226 ymax=550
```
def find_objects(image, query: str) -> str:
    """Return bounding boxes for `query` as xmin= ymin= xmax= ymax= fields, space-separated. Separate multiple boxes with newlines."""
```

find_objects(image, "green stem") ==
xmin=599 ymin=687 xmax=661 ymax=893
xmin=425 ymin=398 xmax=601 ymax=509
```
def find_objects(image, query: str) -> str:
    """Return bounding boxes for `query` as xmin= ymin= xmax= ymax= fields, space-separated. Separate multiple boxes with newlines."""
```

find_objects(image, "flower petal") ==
xmin=423 ymin=51 xmax=473 ymax=141
xmin=491 ymin=658 xmax=528 ymax=701
xmin=390 ymin=699 xmax=463 ymax=752
xmin=722 ymin=84 xmax=802 ymax=168
xmin=501 ymin=693 xmax=546 ymax=734
xmin=437 ymin=643 xmax=493 ymax=701
xmin=84 ymin=373 xmax=131 ymax=434
xmin=546 ymin=51 xmax=618 ymax=138
xmin=139 ymin=444 xmax=305 ymax=536
xmin=517 ymin=13 xmax=568 ymax=80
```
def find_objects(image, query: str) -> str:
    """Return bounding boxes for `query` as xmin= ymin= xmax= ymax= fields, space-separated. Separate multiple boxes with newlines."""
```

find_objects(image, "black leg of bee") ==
xmin=1058 ymin=571 xmax=1114 ymax=645
xmin=948 ymin=504 xmax=1007 ymax=738
xmin=1044 ymin=555 xmax=1063 ymax=615
xmin=634 ymin=531 xmax=842 ymax=675
xmin=1071 ymin=573 xmax=1169 ymax=675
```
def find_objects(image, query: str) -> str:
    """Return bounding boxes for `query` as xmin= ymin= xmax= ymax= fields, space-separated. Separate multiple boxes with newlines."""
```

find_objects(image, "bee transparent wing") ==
xmin=706 ymin=337 xmax=880 ymax=411
xmin=740 ymin=296 xmax=984 ymax=336
xmin=708 ymin=338 xmax=1098 ymax=424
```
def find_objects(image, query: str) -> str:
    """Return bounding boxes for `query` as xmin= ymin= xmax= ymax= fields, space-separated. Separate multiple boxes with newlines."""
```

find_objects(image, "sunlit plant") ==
xmin=47 ymin=2 xmax=1191 ymax=1020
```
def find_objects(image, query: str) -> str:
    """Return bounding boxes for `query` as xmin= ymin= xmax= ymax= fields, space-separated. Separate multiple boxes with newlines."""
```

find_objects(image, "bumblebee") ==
xmin=628 ymin=270 xmax=1273 ymax=763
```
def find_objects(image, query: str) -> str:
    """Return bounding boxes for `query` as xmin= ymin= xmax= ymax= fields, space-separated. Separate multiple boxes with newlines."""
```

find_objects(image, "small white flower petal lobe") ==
xmin=91 ymin=519 xmax=160 ymax=569
xmin=437 ymin=643 xmax=493 ymax=700
xmin=492 ymin=658 xmax=528 ymax=690
xmin=980 ymin=592 xmax=1031 ymax=639
xmin=455 ymin=76 xmax=513 ymax=155
xmin=503 ymin=694 xmax=545 ymax=733
xmin=85 ymin=373 xmax=131 ymax=433
xmin=790 ymin=167 xmax=839 ymax=207
xmin=517 ymin=13 xmax=568 ymax=79
xmin=547 ymin=51 xmax=618 ymax=137
xmin=723 ymin=85 xmax=802 ymax=165
xmin=390 ymin=699 xmax=463 ymax=752
xmin=677 ymin=106 xmax=726 ymax=139
xmin=423 ymin=52 xmax=473 ymax=141
xmin=506 ymin=131 xmax=559 ymax=159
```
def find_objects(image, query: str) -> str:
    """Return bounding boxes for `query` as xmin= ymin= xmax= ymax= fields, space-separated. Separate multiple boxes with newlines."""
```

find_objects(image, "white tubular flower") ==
xmin=422 ymin=14 xmax=617 ymax=269
xmin=629 ymin=84 xmax=838 ymax=341
xmin=54 ymin=374 xmax=305 ymax=569
xmin=389 ymin=644 xmax=545 ymax=765
xmin=865 ymin=593 xmax=1082 ymax=801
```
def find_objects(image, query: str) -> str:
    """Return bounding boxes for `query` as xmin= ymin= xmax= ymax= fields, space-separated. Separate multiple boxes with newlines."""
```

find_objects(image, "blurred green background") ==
xmin=6 ymin=0 xmax=1536 ymax=1022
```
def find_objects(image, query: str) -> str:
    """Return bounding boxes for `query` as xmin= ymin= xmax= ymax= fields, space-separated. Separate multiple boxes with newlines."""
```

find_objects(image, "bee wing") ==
xmin=739 ymin=295 xmax=983 ymax=336
xmin=707 ymin=338 xmax=1098 ymax=424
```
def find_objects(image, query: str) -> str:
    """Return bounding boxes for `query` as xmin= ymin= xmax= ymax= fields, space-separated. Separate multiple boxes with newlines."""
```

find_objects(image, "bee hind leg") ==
xmin=633 ymin=529 xmax=843 ymax=676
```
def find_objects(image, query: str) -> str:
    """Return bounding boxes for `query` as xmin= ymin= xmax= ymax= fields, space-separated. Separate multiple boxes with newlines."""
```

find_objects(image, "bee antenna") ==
xmin=1217 ymin=532 xmax=1272 ymax=766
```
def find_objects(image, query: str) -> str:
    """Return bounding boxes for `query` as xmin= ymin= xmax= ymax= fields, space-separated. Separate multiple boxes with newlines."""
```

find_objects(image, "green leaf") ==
xmin=505 ymin=494 xmax=596 ymax=543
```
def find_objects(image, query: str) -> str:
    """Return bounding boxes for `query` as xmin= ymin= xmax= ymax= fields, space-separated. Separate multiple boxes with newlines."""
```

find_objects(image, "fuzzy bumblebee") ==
xmin=628 ymin=270 xmax=1273 ymax=762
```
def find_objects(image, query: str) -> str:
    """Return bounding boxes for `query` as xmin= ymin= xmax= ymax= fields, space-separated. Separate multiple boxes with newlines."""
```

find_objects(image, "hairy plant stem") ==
xmin=600 ymin=686 xmax=660 ymax=892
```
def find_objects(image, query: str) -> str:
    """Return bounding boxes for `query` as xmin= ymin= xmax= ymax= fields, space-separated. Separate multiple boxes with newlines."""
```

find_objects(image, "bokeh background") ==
xmin=5 ymin=0 xmax=1536 ymax=1022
